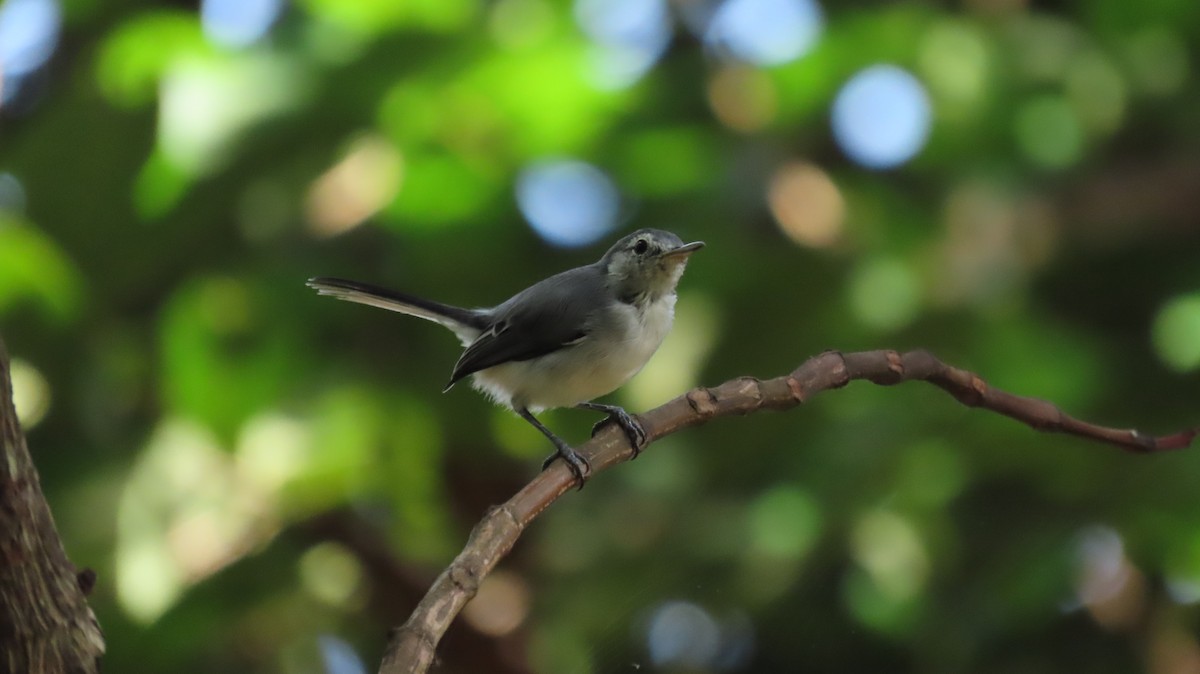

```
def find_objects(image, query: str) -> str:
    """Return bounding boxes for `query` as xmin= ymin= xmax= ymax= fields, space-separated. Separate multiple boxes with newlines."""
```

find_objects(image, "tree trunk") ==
xmin=0 ymin=339 xmax=104 ymax=673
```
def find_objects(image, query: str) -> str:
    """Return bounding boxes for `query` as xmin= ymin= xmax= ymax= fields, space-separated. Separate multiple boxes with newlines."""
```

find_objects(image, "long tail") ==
xmin=306 ymin=277 xmax=488 ymax=340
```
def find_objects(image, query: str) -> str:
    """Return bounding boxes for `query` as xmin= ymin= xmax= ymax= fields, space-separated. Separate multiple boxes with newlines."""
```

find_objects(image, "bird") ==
xmin=306 ymin=228 xmax=704 ymax=487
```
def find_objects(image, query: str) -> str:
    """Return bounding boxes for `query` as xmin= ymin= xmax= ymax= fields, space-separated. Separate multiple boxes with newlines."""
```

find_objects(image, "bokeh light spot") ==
xmin=768 ymin=161 xmax=844 ymax=248
xmin=647 ymin=601 xmax=721 ymax=668
xmin=575 ymin=0 xmax=665 ymax=46
xmin=918 ymin=20 xmax=990 ymax=120
xmin=1076 ymin=526 xmax=1129 ymax=605
xmin=300 ymin=542 xmax=365 ymax=608
xmin=114 ymin=413 xmax=290 ymax=626
xmin=489 ymin=0 xmax=553 ymax=50
xmin=848 ymin=257 xmax=921 ymax=331
xmin=708 ymin=64 xmax=777 ymax=132
xmin=516 ymin=159 xmax=620 ymax=248
xmin=748 ymin=485 xmax=821 ymax=558
xmin=934 ymin=181 xmax=1054 ymax=309
xmin=117 ymin=419 xmax=220 ymax=622
xmin=0 ymin=0 xmax=61 ymax=105
xmin=0 ymin=173 xmax=28 ymax=214
xmin=94 ymin=13 xmax=206 ymax=110
xmin=575 ymin=0 xmax=671 ymax=87
xmin=236 ymin=412 xmax=310 ymax=493
xmin=159 ymin=55 xmax=307 ymax=175
xmin=201 ymin=0 xmax=284 ymax=49
xmin=1166 ymin=577 xmax=1200 ymax=605
xmin=0 ymin=0 xmax=59 ymax=76
xmin=1075 ymin=525 xmax=1145 ymax=630
xmin=1014 ymin=95 xmax=1083 ymax=169
xmin=0 ymin=215 xmax=85 ymax=321
xmin=10 ymin=357 xmax=51 ymax=428
xmin=461 ymin=570 xmax=531 ymax=637
xmin=318 ymin=634 xmax=368 ymax=674
xmin=117 ymin=538 xmax=182 ymax=624
xmin=706 ymin=0 xmax=823 ymax=66
xmin=832 ymin=65 xmax=932 ymax=170
xmin=306 ymin=134 xmax=404 ymax=237
xmin=852 ymin=510 xmax=929 ymax=601
xmin=1152 ymin=293 xmax=1200 ymax=372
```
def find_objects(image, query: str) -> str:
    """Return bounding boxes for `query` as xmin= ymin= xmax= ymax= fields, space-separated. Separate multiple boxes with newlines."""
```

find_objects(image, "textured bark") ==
xmin=379 ymin=349 xmax=1197 ymax=674
xmin=0 ymin=339 xmax=104 ymax=673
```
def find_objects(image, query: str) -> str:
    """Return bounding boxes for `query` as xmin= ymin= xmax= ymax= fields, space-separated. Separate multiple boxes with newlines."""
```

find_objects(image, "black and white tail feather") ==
xmin=306 ymin=277 xmax=487 ymax=340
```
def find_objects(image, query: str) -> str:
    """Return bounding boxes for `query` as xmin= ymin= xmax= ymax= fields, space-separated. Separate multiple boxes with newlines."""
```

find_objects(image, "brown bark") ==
xmin=379 ymin=349 xmax=1196 ymax=674
xmin=0 ymin=339 xmax=104 ymax=673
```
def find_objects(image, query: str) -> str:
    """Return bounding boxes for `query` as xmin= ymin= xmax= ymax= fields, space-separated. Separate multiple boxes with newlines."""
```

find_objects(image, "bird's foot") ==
xmin=588 ymin=405 xmax=648 ymax=459
xmin=542 ymin=444 xmax=591 ymax=489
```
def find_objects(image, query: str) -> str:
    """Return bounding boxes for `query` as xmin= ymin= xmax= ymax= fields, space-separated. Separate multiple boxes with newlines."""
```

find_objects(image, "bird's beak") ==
xmin=662 ymin=241 xmax=705 ymax=258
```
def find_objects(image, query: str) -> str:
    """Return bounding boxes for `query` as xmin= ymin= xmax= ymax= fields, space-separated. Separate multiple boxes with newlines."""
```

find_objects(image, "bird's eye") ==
xmin=633 ymin=239 xmax=649 ymax=255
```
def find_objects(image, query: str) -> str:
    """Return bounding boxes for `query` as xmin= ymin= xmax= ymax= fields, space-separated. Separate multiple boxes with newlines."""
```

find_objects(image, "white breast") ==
xmin=470 ymin=294 xmax=677 ymax=412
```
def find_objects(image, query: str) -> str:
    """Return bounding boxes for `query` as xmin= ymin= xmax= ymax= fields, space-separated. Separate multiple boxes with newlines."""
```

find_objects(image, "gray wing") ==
xmin=444 ymin=264 xmax=606 ymax=389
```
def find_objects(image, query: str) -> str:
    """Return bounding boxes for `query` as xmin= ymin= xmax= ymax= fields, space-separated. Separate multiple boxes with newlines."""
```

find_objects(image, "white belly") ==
xmin=470 ymin=295 xmax=675 ymax=411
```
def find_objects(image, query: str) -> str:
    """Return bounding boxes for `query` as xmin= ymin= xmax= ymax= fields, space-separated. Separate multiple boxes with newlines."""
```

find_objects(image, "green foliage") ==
xmin=0 ymin=216 xmax=83 ymax=322
xmin=2 ymin=0 xmax=1199 ymax=672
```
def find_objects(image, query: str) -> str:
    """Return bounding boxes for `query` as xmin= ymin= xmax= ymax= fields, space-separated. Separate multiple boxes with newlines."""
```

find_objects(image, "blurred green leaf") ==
xmin=615 ymin=126 xmax=721 ymax=196
xmin=159 ymin=276 xmax=299 ymax=441
xmin=95 ymin=11 xmax=207 ymax=108
xmin=0 ymin=217 xmax=84 ymax=323
xmin=1153 ymin=292 xmax=1200 ymax=372
xmin=385 ymin=149 xmax=497 ymax=226
xmin=296 ymin=0 xmax=477 ymax=36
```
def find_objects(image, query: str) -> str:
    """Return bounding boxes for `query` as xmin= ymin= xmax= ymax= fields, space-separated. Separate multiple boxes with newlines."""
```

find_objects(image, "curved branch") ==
xmin=378 ymin=349 xmax=1196 ymax=674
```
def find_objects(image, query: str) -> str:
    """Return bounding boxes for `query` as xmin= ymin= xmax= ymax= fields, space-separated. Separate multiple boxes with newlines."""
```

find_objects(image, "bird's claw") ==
xmin=591 ymin=408 xmax=648 ymax=458
xmin=542 ymin=445 xmax=591 ymax=489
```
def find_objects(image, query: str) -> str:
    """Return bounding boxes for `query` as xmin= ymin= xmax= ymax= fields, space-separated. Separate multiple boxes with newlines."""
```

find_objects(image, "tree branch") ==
xmin=0 ymin=339 xmax=105 ymax=673
xmin=378 ymin=349 xmax=1196 ymax=674
xmin=299 ymin=510 xmax=529 ymax=674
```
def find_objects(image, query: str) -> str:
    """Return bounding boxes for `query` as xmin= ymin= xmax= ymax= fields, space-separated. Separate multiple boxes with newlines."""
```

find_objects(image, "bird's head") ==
xmin=601 ymin=228 xmax=704 ymax=305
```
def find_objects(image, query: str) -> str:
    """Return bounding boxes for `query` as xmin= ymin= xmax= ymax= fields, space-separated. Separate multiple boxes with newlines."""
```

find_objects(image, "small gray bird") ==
xmin=307 ymin=229 xmax=703 ymax=486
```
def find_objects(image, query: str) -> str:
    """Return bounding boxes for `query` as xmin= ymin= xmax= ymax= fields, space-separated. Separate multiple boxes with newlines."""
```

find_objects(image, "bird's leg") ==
xmin=577 ymin=402 xmax=648 ymax=458
xmin=518 ymin=407 xmax=591 ymax=488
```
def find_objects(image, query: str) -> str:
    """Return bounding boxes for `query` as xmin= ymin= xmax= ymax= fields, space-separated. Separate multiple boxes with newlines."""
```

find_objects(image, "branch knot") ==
xmin=686 ymin=387 xmax=719 ymax=417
